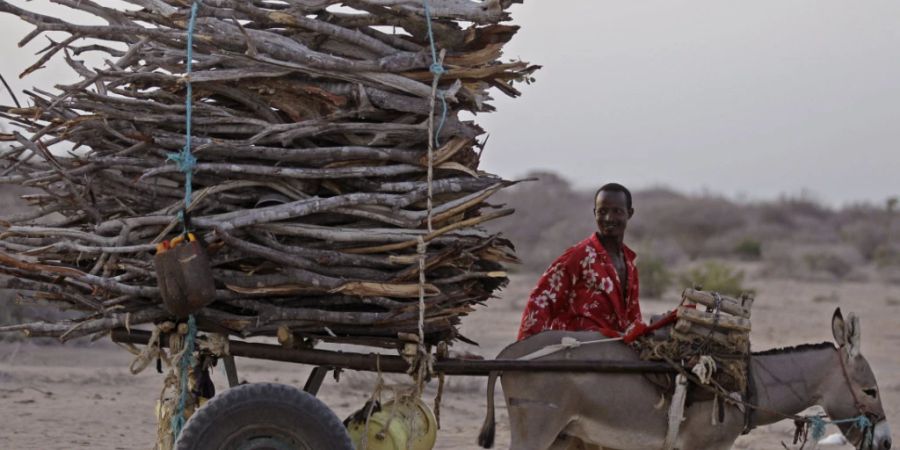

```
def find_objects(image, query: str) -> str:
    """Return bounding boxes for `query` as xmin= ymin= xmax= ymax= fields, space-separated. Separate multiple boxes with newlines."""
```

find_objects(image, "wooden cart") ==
xmin=111 ymin=328 xmax=675 ymax=450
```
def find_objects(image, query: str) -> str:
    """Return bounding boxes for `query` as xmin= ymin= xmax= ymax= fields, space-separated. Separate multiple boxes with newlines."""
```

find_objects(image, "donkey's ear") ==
xmin=832 ymin=308 xmax=847 ymax=346
xmin=846 ymin=313 xmax=861 ymax=358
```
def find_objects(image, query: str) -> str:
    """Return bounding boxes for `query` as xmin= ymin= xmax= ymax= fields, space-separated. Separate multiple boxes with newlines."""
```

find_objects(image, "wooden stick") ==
xmin=677 ymin=306 xmax=751 ymax=332
xmin=682 ymin=288 xmax=752 ymax=318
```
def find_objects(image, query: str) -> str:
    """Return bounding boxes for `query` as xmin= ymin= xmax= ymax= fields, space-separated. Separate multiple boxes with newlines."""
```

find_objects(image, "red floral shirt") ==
xmin=517 ymin=233 xmax=642 ymax=340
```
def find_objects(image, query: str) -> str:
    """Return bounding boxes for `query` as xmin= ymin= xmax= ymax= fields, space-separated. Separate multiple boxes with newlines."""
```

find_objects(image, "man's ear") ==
xmin=627 ymin=208 xmax=635 ymax=219
xmin=832 ymin=307 xmax=847 ymax=347
xmin=846 ymin=313 xmax=861 ymax=358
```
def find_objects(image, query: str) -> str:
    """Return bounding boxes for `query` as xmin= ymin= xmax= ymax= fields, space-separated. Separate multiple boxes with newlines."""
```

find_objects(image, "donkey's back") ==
xmin=480 ymin=331 xmax=745 ymax=450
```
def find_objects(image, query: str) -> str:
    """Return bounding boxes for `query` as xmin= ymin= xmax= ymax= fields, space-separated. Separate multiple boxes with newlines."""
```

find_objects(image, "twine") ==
xmin=166 ymin=0 xmax=202 ymax=232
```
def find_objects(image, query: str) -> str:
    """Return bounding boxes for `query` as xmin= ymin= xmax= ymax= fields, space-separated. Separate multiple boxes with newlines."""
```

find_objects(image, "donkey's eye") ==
xmin=863 ymin=388 xmax=878 ymax=399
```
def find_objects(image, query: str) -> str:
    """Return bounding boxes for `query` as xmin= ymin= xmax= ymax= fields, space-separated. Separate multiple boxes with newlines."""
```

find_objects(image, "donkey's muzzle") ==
xmin=874 ymin=420 xmax=892 ymax=450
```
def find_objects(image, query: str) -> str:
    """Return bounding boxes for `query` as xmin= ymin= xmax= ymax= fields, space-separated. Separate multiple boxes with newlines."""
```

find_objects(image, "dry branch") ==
xmin=0 ymin=0 xmax=534 ymax=347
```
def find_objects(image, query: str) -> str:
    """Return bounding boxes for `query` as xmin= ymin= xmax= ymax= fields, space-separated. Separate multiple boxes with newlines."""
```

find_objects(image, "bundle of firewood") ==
xmin=674 ymin=288 xmax=754 ymax=392
xmin=637 ymin=288 xmax=754 ymax=394
xmin=673 ymin=288 xmax=753 ymax=354
xmin=0 ymin=0 xmax=536 ymax=347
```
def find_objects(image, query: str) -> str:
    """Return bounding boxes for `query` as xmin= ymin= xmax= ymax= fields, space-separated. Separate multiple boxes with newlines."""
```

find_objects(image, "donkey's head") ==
xmin=822 ymin=308 xmax=891 ymax=450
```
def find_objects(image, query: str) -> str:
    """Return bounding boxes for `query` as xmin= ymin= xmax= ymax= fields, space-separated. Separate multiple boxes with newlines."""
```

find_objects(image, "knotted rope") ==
xmin=127 ymin=322 xmax=175 ymax=375
xmin=423 ymin=0 xmax=448 ymax=150
xmin=360 ymin=2 xmax=444 ymax=445
xmin=167 ymin=0 xmax=201 ymax=229
xmin=804 ymin=414 xmax=874 ymax=448
xmin=169 ymin=1 xmax=202 ymax=444
xmin=411 ymin=0 xmax=444 ymax=391
xmin=691 ymin=354 xmax=717 ymax=385
xmin=171 ymin=316 xmax=198 ymax=439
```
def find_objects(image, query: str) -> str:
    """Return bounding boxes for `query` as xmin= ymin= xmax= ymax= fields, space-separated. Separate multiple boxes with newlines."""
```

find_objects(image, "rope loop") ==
xmin=691 ymin=355 xmax=717 ymax=385
xmin=412 ymin=0 xmax=441 ymax=393
xmin=854 ymin=414 xmax=873 ymax=431
xmin=422 ymin=0 xmax=448 ymax=148
xmin=805 ymin=414 xmax=874 ymax=445
xmin=171 ymin=315 xmax=198 ymax=440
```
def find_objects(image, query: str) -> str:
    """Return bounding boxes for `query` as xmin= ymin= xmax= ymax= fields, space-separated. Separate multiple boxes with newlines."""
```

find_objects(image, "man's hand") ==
xmin=622 ymin=321 xmax=648 ymax=344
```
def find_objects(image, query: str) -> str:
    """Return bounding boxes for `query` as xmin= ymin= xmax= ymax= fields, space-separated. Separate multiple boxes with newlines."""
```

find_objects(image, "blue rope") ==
xmin=171 ymin=315 xmax=198 ymax=440
xmin=170 ymin=1 xmax=201 ymax=442
xmin=809 ymin=416 xmax=827 ymax=441
xmin=808 ymin=414 xmax=874 ymax=447
xmin=422 ymin=0 xmax=448 ymax=148
xmin=167 ymin=0 xmax=202 ymax=232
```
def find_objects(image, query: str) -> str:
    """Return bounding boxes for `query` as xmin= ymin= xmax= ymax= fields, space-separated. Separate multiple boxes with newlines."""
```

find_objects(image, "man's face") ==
xmin=594 ymin=190 xmax=634 ymax=239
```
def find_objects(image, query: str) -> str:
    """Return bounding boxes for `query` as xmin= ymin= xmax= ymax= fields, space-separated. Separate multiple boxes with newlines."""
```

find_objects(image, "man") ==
xmin=517 ymin=183 xmax=644 ymax=341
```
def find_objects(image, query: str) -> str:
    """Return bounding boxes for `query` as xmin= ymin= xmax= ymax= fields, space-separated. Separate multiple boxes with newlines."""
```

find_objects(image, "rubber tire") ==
xmin=174 ymin=382 xmax=353 ymax=450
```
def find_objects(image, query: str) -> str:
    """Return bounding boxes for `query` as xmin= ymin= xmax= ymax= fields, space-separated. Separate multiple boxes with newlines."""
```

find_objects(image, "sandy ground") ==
xmin=1 ymin=272 xmax=898 ymax=449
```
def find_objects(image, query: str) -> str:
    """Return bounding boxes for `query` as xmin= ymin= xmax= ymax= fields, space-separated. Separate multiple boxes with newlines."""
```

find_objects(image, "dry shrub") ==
xmin=874 ymin=244 xmax=900 ymax=268
xmin=803 ymin=246 xmax=866 ymax=281
xmin=757 ymin=195 xmax=831 ymax=228
xmin=733 ymin=238 xmax=763 ymax=260
xmin=804 ymin=252 xmax=854 ymax=279
xmin=452 ymin=171 xmax=896 ymax=284
xmin=489 ymin=171 xmax=593 ymax=272
xmin=698 ymin=231 xmax=763 ymax=260
xmin=0 ymin=288 xmax=61 ymax=343
xmin=760 ymin=243 xmax=799 ymax=278
xmin=0 ymin=287 xmax=23 ymax=342
xmin=1 ymin=276 xmax=83 ymax=343
xmin=636 ymin=254 xmax=672 ymax=299
xmin=754 ymin=195 xmax=840 ymax=244
xmin=635 ymin=237 xmax=687 ymax=266
xmin=841 ymin=221 xmax=887 ymax=261
xmin=630 ymin=193 xmax=746 ymax=259
xmin=762 ymin=243 xmax=866 ymax=281
xmin=679 ymin=260 xmax=751 ymax=297
xmin=878 ymin=267 xmax=900 ymax=285
xmin=812 ymin=292 xmax=841 ymax=304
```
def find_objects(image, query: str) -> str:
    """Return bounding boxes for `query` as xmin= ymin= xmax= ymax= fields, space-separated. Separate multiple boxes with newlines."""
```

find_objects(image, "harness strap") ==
xmin=516 ymin=336 xmax=623 ymax=361
xmin=741 ymin=352 xmax=756 ymax=434
xmin=836 ymin=345 xmax=879 ymax=448
xmin=662 ymin=374 xmax=688 ymax=450
xmin=837 ymin=347 xmax=867 ymax=414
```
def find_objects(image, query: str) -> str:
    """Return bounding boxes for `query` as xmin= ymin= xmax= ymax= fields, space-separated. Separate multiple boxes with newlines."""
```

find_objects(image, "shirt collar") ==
xmin=589 ymin=232 xmax=636 ymax=261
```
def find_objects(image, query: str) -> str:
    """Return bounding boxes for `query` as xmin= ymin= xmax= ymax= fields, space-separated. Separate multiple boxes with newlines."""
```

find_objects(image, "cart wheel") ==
xmin=175 ymin=382 xmax=353 ymax=450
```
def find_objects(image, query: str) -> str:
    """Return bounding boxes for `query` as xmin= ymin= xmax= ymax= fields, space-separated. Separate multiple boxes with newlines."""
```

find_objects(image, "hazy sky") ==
xmin=478 ymin=1 xmax=900 ymax=206
xmin=1 ymin=1 xmax=899 ymax=206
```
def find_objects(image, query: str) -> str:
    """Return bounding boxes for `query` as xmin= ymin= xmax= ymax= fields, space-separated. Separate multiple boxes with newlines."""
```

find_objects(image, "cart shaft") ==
xmin=111 ymin=329 xmax=676 ymax=376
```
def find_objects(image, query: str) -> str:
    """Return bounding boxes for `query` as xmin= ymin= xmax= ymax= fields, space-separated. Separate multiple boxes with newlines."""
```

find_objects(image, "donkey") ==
xmin=478 ymin=308 xmax=892 ymax=450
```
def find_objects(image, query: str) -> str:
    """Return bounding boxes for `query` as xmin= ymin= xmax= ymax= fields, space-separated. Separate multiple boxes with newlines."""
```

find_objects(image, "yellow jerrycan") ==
xmin=346 ymin=397 xmax=437 ymax=450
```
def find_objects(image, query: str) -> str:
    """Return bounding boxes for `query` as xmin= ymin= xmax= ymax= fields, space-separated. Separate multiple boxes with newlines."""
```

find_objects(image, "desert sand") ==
xmin=1 ymin=272 xmax=897 ymax=449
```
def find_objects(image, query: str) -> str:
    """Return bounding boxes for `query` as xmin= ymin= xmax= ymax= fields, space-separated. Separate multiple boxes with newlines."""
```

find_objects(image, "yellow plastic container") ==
xmin=346 ymin=398 xmax=437 ymax=450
